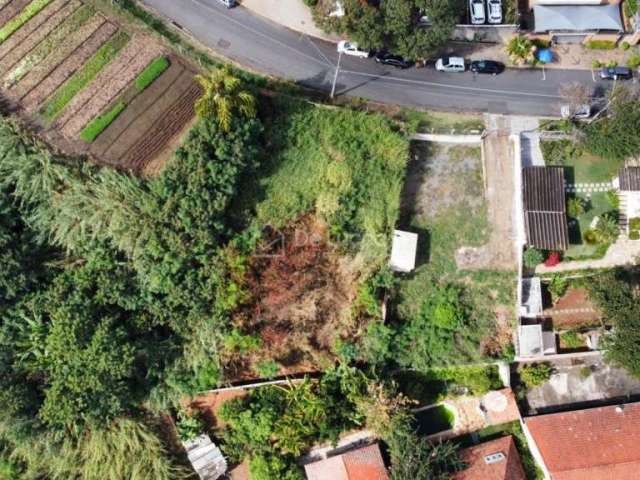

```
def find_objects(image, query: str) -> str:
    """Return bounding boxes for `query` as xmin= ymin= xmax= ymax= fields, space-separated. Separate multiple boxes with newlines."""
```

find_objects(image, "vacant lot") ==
xmin=0 ymin=0 xmax=199 ymax=172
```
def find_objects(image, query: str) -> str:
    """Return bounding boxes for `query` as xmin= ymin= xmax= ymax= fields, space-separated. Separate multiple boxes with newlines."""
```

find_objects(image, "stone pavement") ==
xmin=565 ymin=182 xmax=613 ymax=194
xmin=536 ymin=237 xmax=640 ymax=273
xmin=239 ymin=0 xmax=339 ymax=42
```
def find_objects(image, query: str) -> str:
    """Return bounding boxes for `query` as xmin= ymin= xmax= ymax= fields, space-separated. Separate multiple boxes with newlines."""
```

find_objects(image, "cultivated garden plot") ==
xmin=0 ymin=0 xmax=199 ymax=172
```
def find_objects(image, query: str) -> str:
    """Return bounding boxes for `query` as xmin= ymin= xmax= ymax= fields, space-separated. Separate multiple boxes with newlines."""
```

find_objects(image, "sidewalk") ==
xmin=239 ymin=0 xmax=339 ymax=42
xmin=536 ymin=237 xmax=640 ymax=273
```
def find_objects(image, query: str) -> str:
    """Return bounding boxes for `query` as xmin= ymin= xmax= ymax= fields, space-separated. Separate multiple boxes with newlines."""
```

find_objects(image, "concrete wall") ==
xmin=452 ymin=24 xmax=518 ymax=44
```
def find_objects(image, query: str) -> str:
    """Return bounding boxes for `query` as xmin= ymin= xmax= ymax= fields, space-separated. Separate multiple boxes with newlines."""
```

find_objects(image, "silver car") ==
xmin=470 ymin=0 xmax=486 ymax=24
xmin=487 ymin=0 xmax=502 ymax=24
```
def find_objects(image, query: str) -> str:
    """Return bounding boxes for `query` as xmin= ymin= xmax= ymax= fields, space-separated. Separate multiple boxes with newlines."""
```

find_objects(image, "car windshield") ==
xmin=442 ymin=57 xmax=450 ymax=65
xmin=477 ymin=61 xmax=486 ymax=67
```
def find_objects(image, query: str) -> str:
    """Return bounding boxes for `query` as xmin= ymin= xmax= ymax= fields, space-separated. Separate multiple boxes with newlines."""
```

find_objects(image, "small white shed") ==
xmin=183 ymin=434 xmax=227 ymax=480
xmin=390 ymin=230 xmax=418 ymax=273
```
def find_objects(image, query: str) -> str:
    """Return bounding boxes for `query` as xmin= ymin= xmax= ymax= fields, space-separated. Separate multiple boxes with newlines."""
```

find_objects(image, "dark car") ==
xmin=375 ymin=51 xmax=413 ymax=69
xmin=470 ymin=60 xmax=504 ymax=75
xmin=600 ymin=66 xmax=632 ymax=80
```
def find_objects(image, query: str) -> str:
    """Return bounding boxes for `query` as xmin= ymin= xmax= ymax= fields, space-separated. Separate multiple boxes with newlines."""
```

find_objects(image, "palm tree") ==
xmin=506 ymin=35 xmax=535 ymax=66
xmin=194 ymin=65 xmax=257 ymax=131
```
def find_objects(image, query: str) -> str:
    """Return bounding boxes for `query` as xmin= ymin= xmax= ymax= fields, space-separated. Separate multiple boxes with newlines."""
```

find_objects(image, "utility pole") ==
xmin=330 ymin=50 xmax=343 ymax=99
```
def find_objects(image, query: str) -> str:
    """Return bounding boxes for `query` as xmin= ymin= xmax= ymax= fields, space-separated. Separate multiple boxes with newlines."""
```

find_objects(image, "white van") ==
xmin=435 ymin=57 xmax=465 ymax=73
xmin=216 ymin=0 xmax=236 ymax=8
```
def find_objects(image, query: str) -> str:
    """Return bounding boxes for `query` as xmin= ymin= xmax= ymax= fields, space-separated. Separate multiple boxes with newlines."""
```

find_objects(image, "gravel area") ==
xmin=21 ymin=21 xmax=117 ymax=111
xmin=0 ymin=0 xmax=78 ymax=76
xmin=8 ymin=13 xmax=105 ymax=100
xmin=57 ymin=35 xmax=164 ymax=137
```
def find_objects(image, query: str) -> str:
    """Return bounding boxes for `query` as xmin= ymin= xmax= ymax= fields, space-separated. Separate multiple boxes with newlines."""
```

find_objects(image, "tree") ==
xmin=519 ymin=363 xmax=552 ymax=388
xmin=194 ymin=65 xmax=257 ymax=131
xmin=506 ymin=35 xmax=535 ymax=65
xmin=559 ymin=82 xmax=593 ymax=112
xmin=593 ymin=213 xmax=619 ymax=245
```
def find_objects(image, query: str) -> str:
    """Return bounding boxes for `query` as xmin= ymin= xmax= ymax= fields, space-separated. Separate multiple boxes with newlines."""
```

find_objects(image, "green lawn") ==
xmin=540 ymin=139 xmax=622 ymax=183
xmin=565 ymin=192 xmax=614 ymax=260
xmin=397 ymin=109 xmax=485 ymax=134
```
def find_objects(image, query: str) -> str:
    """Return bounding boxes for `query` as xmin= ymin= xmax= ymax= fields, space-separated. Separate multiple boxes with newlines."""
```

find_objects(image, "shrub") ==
xmin=302 ymin=0 xmax=318 ymax=5
xmin=629 ymin=218 xmax=640 ymax=230
xmin=628 ymin=54 xmax=640 ymax=69
xmin=621 ymin=41 xmax=631 ymax=51
xmin=547 ymin=275 xmax=568 ymax=302
xmin=580 ymin=366 xmax=593 ymax=378
xmin=544 ymin=251 xmax=561 ymax=267
xmin=80 ymin=101 xmax=126 ymax=142
xmin=135 ymin=57 xmax=170 ymax=91
xmin=523 ymin=248 xmax=544 ymax=268
xmin=560 ymin=330 xmax=583 ymax=350
xmin=594 ymin=213 xmax=619 ymax=245
xmin=520 ymin=363 xmax=552 ymax=388
xmin=176 ymin=409 xmax=205 ymax=442
xmin=567 ymin=197 xmax=586 ymax=218
xmin=585 ymin=40 xmax=617 ymax=50
xmin=630 ymin=230 xmax=640 ymax=240
xmin=254 ymin=360 xmax=280 ymax=379
xmin=506 ymin=35 xmax=535 ymax=65
xmin=626 ymin=0 xmax=638 ymax=17
xmin=607 ymin=60 xmax=619 ymax=68
xmin=606 ymin=190 xmax=620 ymax=209
xmin=591 ymin=59 xmax=603 ymax=69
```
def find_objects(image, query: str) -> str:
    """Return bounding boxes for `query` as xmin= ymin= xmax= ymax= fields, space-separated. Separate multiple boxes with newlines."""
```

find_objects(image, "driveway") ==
xmin=524 ymin=355 xmax=640 ymax=414
xmin=141 ymin=0 xmax=621 ymax=116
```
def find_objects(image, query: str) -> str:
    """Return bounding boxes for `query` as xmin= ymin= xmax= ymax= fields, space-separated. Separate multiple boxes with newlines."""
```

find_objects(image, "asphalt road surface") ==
xmin=142 ymin=0 xmax=623 ymax=116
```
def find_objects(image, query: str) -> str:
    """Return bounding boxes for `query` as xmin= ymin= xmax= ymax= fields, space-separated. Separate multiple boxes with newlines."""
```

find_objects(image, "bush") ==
xmin=630 ymin=230 xmax=640 ymax=240
xmin=254 ymin=360 xmax=280 ymax=379
xmin=80 ymin=101 xmax=126 ymax=142
xmin=621 ymin=41 xmax=631 ymax=51
xmin=586 ymin=40 xmax=617 ymax=50
xmin=560 ymin=330 xmax=583 ymax=350
xmin=580 ymin=366 xmax=593 ymax=378
xmin=629 ymin=218 xmax=640 ymax=230
xmin=628 ymin=54 xmax=640 ymax=69
xmin=135 ymin=57 xmax=170 ymax=91
xmin=176 ymin=409 xmax=205 ymax=442
xmin=520 ymin=363 xmax=552 ymax=388
xmin=523 ymin=248 xmax=544 ymax=268
xmin=592 ymin=59 xmax=603 ymax=69
xmin=606 ymin=190 xmax=620 ymax=209
xmin=548 ymin=275 xmax=568 ymax=302
xmin=567 ymin=197 xmax=586 ymax=218
xmin=506 ymin=35 xmax=535 ymax=65
xmin=302 ymin=0 xmax=318 ymax=5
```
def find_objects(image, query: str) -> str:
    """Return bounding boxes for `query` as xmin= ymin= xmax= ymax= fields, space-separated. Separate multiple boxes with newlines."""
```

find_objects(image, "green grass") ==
xmin=541 ymin=139 xmax=622 ymax=183
xmin=456 ymin=421 xmax=545 ymax=480
xmin=565 ymin=192 xmax=614 ymax=260
xmin=134 ymin=56 xmax=169 ymax=91
xmin=80 ymin=101 xmax=126 ymax=142
xmin=5 ymin=5 xmax=95 ymax=85
xmin=0 ymin=0 xmax=52 ymax=44
xmin=559 ymin=330 xmax=584 ymax=350
xmin=397 ymin=109 xmax=485 ymax=134
xmin=42 ymin=31 xmax=130 ymax=121
xmin=585 ymin=40 xmax=617 ymax=50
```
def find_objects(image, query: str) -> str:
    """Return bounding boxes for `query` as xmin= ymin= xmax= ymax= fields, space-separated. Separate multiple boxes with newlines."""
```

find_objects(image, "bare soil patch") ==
xmin=22 ymin=21 xmax=117 ymax=111
xmin=544 ymin=287 xmax=601 ymax=327
xmin=0 ymin=0 xmax=79 ymax=76
xmin=0 ymin=0 xmax=31 ymax=27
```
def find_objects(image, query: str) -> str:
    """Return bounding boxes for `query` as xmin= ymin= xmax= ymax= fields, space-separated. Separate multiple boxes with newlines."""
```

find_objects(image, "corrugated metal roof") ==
xmin=619 ymin=167 xmax=640 ymax=191
xmin=534 ymin=4 xmax=623 ymax=32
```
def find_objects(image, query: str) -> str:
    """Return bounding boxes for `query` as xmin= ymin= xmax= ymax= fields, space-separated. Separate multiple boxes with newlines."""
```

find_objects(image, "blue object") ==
xmin=537 ymin=48 xmax=553 ymax=63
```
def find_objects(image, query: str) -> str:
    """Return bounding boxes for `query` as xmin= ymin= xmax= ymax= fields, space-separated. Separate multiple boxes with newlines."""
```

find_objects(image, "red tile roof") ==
xmin=453 ymin=436 xmax=526 ymax=480
xmin=524 ymin=402 xmax=640 ymax=480
xmin=304 ymin=443 xmax=389 ymax=480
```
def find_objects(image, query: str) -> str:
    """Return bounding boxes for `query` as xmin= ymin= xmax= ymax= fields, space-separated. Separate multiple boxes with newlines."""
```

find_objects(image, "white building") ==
xmin=389 ymin=230 xmax=418 ymax=273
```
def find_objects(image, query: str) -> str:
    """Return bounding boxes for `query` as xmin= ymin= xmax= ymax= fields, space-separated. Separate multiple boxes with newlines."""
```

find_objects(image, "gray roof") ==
xmin=619 ymin=167 xmax=640 ymax=191
xmin=523 ymin=167 xmax=569 ymax=250
xmin=534 ymin=4 xmax=623 ymax=33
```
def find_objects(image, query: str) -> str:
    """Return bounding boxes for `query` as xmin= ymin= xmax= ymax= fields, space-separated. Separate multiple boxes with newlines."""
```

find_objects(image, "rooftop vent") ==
xmin=616 ymin=405 xmax=625 ymax=413
xmin=484 ymin=452 xmax=506 ymax=464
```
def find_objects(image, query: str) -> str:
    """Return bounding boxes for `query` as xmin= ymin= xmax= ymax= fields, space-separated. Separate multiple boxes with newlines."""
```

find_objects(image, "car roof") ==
xmin=448 ymin=57 xmax=465 ymax=66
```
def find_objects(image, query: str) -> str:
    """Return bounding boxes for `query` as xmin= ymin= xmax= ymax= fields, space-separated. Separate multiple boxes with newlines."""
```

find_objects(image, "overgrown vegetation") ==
xmin=519 ymin=363 xmax=552 ymax=388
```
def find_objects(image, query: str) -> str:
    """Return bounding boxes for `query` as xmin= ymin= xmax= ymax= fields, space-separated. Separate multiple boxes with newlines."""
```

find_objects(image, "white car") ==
xmin=487 ymin=0 xmax=502 ymax=24
xmin=215 ymin=0 xmax=236 ymax=8
xmin=470 ymin=0 xmax=486 ymax=24
xmin=435 ymin=57 xmax=465 ymax=73
xmin=561 ymin=104 xmax=591 ymax=120
xmin=337 ymin=40 xmax=370 ymax=58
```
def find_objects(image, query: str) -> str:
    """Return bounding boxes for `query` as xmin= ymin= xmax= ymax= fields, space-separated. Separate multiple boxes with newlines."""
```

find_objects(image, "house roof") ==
xmin=524 ymin=402 xmax=640 ymax=480
xmin=389 ymin=230 xmax=418 ymax=273
xmin=619 ymin=167 xmax=640 ymax=191
xmin=453 ymin=436 xmax=526 ymax=480
xmin=533 ymin=4 xmax=623 ymax=33
xmin=522 ymin=167 xmax=569 ymax=250
xmin=304 ymin=444 xmax=389 ymax=480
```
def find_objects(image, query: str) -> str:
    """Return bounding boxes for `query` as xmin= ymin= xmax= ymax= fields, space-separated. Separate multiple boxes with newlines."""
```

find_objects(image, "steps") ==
xmin=619 ymin=191 xmax=628 ymax=236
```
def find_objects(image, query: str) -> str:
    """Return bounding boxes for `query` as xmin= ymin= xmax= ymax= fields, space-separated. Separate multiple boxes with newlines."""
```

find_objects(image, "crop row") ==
xmin=0 ymin=0 xmax=52 ymax=43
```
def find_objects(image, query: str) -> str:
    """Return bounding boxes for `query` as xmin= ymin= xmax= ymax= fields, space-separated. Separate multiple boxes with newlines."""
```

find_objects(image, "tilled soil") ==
xmin=57 ymin=35 xmax=164 ymax=136
xmin=0 ymin=0 xmax=78 ymax=76
xmin=7 ymin=13 xmax=105 ymax=99
xmin=0 ymin=0 xmax=32 ymax=28
xmin=21 ymin=21 xmax=117 ymax=111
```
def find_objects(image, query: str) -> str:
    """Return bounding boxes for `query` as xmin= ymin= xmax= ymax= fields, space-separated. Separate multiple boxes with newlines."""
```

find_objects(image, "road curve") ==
xmin=142 ymin=0 xmax=617 ymax=116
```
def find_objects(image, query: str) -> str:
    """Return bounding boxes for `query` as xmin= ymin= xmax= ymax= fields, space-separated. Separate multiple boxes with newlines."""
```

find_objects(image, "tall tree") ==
xmin=194 ymin=65 xmax=257 ymax=131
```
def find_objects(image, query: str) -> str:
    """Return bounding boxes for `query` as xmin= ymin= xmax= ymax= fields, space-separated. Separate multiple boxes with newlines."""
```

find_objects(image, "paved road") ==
xmin=142 ymin=0 xmax=619 ymax=116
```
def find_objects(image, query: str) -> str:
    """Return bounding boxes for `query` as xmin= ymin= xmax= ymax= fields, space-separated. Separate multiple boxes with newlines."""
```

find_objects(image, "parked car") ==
xmin=215 ymin=0 xmax=236 ymax=8
xmin=487 ymin=0 xmax=502 ymax=24
xmin=600 ymin=66 xmax=632 ymax=80
xmin=469 ymin=0 xmax=485 ymax=24
xmin=375 ymin=51 xmax=413 ymax=69
xmin=337 ymin=41 xmax=371 ymax=58
xmin=470 ymin=60 xmax=504 ymax=74
xmin=561 ymin=104 xmax=591 ymax=120
xmin=435 ymin=57 xmax=465 ymax=73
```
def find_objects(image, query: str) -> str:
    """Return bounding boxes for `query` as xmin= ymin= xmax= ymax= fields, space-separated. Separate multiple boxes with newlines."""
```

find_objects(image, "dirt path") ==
xmin=455 ymin=116 xmax=517 ymax=271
